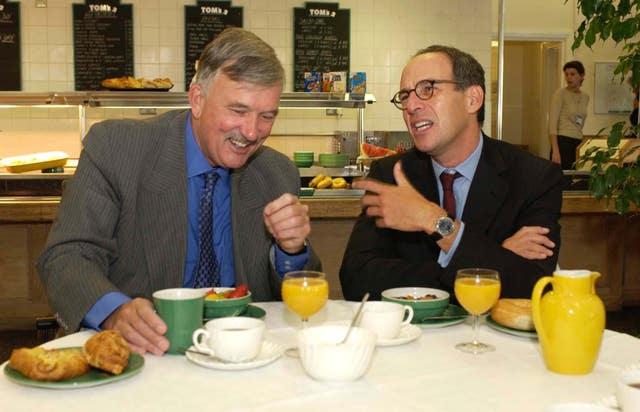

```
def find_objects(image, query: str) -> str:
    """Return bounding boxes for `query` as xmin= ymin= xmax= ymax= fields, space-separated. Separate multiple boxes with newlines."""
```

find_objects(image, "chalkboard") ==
xmin=184 ymin=1 xmax=242 ymax=91
xmin=0 ymin=1 xmax=21 ymax=90
xmin=73 ymin=0 xmax=133 ymax=91
xmin=293 ymin=2 xmax=350 ymax=92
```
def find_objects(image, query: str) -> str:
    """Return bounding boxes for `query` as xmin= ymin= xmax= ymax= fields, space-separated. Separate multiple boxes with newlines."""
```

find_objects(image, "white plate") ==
xmin=376 ymin=324 xmax=421 ymax=347
xmin=186 ymin=341 xmax=285 ymax=371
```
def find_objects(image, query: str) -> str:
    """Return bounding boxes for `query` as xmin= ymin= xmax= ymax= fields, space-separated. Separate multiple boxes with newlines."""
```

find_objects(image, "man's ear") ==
xmin=465 ymin=85 xmax=484 ymax=115
xmin=189 ymin=83 xmax=204 ymax=119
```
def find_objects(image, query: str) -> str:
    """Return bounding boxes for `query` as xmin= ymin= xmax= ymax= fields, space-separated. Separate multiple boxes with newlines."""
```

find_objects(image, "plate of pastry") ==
xmin=4 ymin=331 xmax=144 ymax=389
xmin=101 ymin=76 xmax=174 ymax=91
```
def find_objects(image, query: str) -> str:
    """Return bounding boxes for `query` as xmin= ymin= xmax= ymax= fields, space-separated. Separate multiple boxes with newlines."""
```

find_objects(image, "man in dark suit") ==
xmin=38 ymin=28 xmax=321 ymax=355
xmin=340 ymin=45 xmax=563 ymax=301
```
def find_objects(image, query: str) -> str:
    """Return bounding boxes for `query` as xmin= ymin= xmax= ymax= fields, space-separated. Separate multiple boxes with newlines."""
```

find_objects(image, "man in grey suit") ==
xmin=38 ymin=28 xmax=321 ymax=355
xmin=340 ymin=45 xmax=563 ymax=301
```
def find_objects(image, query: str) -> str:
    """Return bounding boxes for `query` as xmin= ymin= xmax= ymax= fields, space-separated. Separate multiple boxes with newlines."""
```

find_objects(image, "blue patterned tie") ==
xmin=194 ymin=171 xmax=220 ymax=288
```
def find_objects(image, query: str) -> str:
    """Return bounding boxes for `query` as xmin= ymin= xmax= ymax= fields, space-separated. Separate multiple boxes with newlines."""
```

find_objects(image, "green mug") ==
xmin=153 ymin=288 xmax=204 ymax=354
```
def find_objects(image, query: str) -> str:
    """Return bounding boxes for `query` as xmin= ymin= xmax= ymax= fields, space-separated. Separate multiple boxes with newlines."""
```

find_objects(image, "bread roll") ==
xmin=83 ymin=330 xmax=131 ymax=375
xmin=490 ymin=298 xmax=535 ymax=331
xmin=9 ymin=347 xmax=89 ymax=381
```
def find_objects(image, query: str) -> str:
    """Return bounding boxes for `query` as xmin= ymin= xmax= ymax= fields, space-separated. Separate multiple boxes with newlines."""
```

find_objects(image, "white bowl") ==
xmin=298 ymin=325 xmax=376 ymax=381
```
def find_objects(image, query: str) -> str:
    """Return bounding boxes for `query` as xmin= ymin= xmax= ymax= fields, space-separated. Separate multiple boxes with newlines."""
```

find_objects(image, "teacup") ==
xmin=153 ymin=288 xmax=204 ymax=354
xmin=617 ymin=368 xmax=640 ymax=412
xmin=192 ymin=317 xmax=265 ymax=362
xmin=358 ymin=301 xmax=414 ymax=340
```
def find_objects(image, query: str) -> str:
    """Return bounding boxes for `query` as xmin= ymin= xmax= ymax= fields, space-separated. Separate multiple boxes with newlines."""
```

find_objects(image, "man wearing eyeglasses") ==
xmin=339 ymin=45 xmax=563 ymax=301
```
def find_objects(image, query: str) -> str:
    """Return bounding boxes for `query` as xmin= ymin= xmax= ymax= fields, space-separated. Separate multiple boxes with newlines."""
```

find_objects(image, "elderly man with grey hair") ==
xmin=38 ymin=28 xmax=321 ymax=355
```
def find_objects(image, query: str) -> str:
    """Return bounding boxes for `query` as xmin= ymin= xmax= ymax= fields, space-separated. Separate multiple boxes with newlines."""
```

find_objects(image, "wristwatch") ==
xmin=429 ymin=216 xmax=455 ymax=242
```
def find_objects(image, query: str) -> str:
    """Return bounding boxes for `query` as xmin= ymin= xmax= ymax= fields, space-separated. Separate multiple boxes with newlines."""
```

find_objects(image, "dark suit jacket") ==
xmin=37 ymin=110 xmax=321 ymax=333
xmin=339 ymin=135 xmax=563 ymax=301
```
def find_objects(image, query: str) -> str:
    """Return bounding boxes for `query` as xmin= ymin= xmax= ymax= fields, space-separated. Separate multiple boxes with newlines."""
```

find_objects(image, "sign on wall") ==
xmin=594 ymin=62 xmax=635 ymax=114
xmin=184 ymin=1 xmax=243 ymax=91
xmin=293 ymin=2 xmax=350 ymax=92
xmin=73 ymin=0 xmax=133 ymax=91
xmin=0 ymin=0 xmax=21 ymax=90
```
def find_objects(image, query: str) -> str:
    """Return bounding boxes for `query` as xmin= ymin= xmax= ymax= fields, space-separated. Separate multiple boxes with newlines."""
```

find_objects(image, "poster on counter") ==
xmin=185 ymin=1 xmax=243 ymax=91
xmin=0 ymin=0 xmax=21 ymax=90
xmin=293 ymin=2 xmax=350 ymax=92
xmin=73 ymin=0 xmax=133 ymax=91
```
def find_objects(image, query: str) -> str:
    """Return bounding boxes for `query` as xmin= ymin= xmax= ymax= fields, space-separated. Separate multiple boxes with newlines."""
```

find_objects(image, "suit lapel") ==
xmin=462 ymin=137 xmax=509 ymax=233
xmin=138 ymin=112 xmax=189 ymax=292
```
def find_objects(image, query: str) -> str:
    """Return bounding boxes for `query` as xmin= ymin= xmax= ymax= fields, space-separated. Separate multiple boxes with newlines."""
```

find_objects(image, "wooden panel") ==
xmin=0 ymin=223 xmax=53 ymax=330
xmin=623 ymin=215 xmax=640 ymax=305
xmin=558 ymin=214 xmax=625 ymax=310
xmin=308 ymin=219 xmax=356 ymax=300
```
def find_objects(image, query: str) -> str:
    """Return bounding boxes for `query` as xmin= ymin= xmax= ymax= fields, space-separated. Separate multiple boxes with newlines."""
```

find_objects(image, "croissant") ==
xmin=83 ymin=330 xmax=131 ymax=375
xmin=9 ymin=347 xmax=89 ymax=382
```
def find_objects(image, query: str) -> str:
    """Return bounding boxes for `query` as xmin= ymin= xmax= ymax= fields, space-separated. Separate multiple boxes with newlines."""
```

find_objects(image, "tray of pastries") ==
xmin=101 ymin=76 xmax=174 ymax=91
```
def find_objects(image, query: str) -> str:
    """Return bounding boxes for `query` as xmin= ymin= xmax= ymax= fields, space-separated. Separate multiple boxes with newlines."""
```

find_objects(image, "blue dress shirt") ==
xmin=431 ymin=133 xmax=483 ymax=267
xmin=82 ymin=113 xmax=308 ymax=329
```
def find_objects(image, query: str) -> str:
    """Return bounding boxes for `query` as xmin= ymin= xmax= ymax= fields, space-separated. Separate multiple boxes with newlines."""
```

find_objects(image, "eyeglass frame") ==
xmin=390 ymin=79 xmax=463 ymax=110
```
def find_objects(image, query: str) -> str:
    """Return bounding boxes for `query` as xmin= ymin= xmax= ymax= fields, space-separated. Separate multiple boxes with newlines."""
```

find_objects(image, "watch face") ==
xmin=436 ymin=216 xmax=455 ymax=236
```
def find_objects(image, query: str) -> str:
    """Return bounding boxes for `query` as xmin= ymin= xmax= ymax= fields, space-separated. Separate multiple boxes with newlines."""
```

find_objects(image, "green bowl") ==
xmin=381 ymin=287 xmax=450 ymax=323
xmin=294 ymin=159 xmax=313 ymax=167
xmin=202 ymin=287 xmax=252 ymax=319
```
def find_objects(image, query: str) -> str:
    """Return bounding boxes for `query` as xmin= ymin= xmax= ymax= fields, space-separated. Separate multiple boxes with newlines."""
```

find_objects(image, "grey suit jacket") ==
xmin=38 ymin=110 xmax=321 ymax=333
xmin=340 ymin=134 xmax=563 ymax=301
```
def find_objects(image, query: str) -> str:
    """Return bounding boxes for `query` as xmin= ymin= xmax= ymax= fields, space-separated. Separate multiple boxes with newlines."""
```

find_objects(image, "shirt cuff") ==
xmin=81 ymin=292 xmax=132 ymax=330
xmin=437 ymin=221 xmax=465 ymax=267
xmin=274 ymin=242 xmax=310 ymax=277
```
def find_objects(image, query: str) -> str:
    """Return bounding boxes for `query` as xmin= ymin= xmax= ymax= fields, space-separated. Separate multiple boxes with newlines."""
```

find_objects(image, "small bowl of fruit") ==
xmin=202 ymin=285 xmax=251 ymax=319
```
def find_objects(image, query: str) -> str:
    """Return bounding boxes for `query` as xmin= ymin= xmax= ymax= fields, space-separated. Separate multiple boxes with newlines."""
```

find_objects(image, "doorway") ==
xmin=491 ymin=40 xmax=562 ymax=160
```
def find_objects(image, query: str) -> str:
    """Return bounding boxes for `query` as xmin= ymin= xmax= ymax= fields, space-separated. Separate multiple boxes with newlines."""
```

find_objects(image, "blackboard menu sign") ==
xmin=0 ymin=1 xmax=21 ymax=90
xmin=73 ymin=0 xmax=133 ymax=90
xmin=185 ymin=1 xmax=242 ymax=91
xmin=293 ymin=2 xmax=350 ymax=92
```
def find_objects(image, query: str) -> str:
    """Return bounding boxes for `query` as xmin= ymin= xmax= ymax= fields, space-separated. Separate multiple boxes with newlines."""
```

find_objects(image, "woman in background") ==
xmin=549 ymin=60 xmax=589 ymax=169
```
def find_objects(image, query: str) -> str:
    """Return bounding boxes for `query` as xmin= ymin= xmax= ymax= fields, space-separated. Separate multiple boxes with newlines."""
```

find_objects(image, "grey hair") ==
xmin=413 ymin=45 xmax=486 ymax=125
xmin=194 ymin=27 xmax=284 ymax=92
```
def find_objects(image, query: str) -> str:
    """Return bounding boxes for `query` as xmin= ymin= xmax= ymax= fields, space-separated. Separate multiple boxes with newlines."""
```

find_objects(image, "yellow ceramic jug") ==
xmin=531 ymin=270 xmax=605 ymax=375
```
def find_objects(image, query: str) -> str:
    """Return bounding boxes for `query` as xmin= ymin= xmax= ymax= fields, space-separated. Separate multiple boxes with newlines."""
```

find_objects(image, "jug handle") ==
xmin=591 ymin=272 xmax=601 ymax=293
xmin=531 ymin=276 xmax=553 ymax=350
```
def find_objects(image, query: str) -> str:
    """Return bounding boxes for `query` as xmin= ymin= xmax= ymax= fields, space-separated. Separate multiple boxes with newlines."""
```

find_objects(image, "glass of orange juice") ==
xmin=454 ymin=268 xmax=501 ymax=354
xmin=282 ymin=270 xmax=329 ymax=355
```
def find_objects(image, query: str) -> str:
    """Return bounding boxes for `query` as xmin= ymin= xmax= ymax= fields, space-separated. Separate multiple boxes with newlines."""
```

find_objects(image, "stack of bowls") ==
xmin=293 ymin=151 xmax=314 ymax=168
xmin=318 ymin=153 xmax=348 ymax=168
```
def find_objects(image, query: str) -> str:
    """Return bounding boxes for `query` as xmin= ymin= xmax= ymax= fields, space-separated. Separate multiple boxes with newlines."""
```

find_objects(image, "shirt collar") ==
xmin=185 ymin=113 xmax=229 ymax=179
xmin=431 ymin=132 xmax=483 ymax=180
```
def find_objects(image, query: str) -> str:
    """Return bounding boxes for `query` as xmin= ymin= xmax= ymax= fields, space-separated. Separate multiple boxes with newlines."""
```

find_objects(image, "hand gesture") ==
xmin=101 ymin=298 xmax=169 ymax=355
xmin=263 ymin=193 xmax=310 ymax=254
xmin=353 ymin=161 xmax=444 ymax=232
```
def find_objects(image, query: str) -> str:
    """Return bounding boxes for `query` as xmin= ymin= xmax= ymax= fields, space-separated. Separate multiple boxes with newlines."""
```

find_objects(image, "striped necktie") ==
xmin=194 ymin=171 xmax=220 ymax=288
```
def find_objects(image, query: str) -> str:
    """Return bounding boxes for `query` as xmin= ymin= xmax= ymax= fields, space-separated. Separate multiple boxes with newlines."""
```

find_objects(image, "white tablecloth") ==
xmin=1 ymin=300 xmax=637 ymax=412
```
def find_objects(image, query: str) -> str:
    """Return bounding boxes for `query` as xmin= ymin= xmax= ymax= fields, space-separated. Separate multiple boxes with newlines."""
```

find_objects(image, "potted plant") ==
xmin=570 ymin=0 xmax=640 ymax=214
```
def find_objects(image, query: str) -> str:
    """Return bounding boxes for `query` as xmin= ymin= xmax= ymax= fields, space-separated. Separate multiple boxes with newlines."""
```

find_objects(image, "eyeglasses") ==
xmin=390 ymin=79 xmax=462 ymax=110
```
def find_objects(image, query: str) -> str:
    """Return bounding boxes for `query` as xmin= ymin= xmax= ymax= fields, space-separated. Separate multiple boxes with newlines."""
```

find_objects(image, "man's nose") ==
xmin=241 ymin=114 xmax=260 ymax=141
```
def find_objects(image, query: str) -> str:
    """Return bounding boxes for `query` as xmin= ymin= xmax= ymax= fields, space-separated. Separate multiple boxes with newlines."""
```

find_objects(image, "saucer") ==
xmin=486 ymin=315 xmax=537 ymax=339
xmin=375 ymin=324 xmax=421 ymax=347
xmin=415 ymin=304 xmax=467 ymax=329
xmin=186 ymin=341 xmax=285 ymax=371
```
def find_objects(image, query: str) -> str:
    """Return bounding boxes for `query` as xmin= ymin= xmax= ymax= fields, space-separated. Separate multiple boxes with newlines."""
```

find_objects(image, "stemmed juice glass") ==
xmin=454 ymin=268 xmax=501 ymax=354
xmin=282 ymin=270 xmax=329 ymax=355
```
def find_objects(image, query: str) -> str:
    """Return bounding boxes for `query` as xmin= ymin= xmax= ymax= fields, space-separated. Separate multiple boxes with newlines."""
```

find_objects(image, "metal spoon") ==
xmin=339 ymin=292 xmax=369 ymax=344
